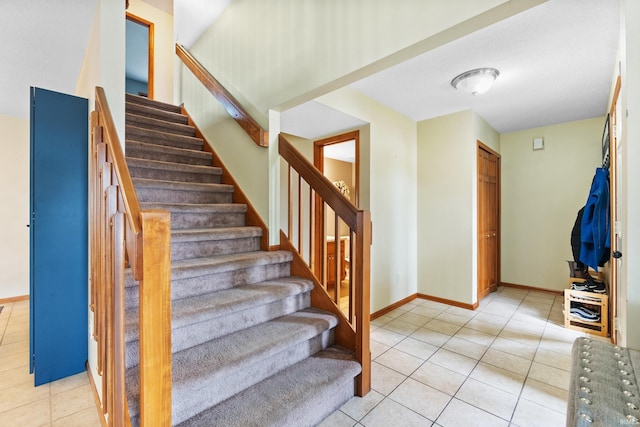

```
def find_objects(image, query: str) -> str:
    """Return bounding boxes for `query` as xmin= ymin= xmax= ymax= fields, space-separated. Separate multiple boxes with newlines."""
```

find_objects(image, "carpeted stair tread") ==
xmin=176 ymin=347 xmax=361 ymax=427
xmin=140 ymin=202 xmax=247 ymax=214
xmin=132 ymin=177 xmax=234 ymax=193
xmin=169 ymin=250 xmax=293 ymax=281
xmin=126 ymin=93 xmax=182 ymax=113
xmin=125 ymin=277 xmax=313 ymax=367
xmin=172 ymin=226 xmax=261 ymax=243
xmin=126 ymin=140 xmax=213 ymax=166
xmin=126 ymin=126 xmax=204 ymax=151
xmin=126 ymin=112 xmax=196 ymax=137
xmin=126 ymin=101 xmax=189 ymax=125
xmin=170 ymin=226 xmax=262 ymax=260
xmin=139 ymin=202 xmax=248 ymax=229
xmin=127 ymin=157 xmax=222 ymax=180
xmin=126 ymin=308 xmax=339 ymax=424
xmin=133 ymin=177 xmax=234 ymax=204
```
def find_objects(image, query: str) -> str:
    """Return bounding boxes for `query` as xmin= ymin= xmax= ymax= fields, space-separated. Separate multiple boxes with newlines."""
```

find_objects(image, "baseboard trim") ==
xmin=372 ymin=292 xmax=479 ymax=319
xmin=371 ymin=294 xmax=418 ymax=320
xmin=268 ymin=244 xmax=281 ymax=251
xmin=86 ymin=362 xmax=107 ymax=427
xmin=417 ymin=293 xmax=478 ymax=311
xmin=0 ymin=294 xmax=29 ymax=304
xmin=499 ymin=282 xmax=563 ymax=296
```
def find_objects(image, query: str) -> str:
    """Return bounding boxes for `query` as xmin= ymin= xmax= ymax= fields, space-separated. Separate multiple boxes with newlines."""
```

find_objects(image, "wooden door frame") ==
xmin=477 ymin=141 xmax=501 ymax=301
xmin=609 ymin=75 xmax=621 ymax=344
xmin=312 ymin=130 xmax=360 ymax=280
xmin=126 ymin=12 xmax=155 ymax=99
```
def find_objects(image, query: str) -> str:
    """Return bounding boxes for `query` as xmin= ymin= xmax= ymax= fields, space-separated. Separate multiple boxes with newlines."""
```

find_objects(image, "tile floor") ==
xmin=320 ymin=286 xmax=608 ymax=427
xmin=0 ymin=300 xmax=101 ymax=427
xmin=0 ymin=287 xmax=605 ymax=427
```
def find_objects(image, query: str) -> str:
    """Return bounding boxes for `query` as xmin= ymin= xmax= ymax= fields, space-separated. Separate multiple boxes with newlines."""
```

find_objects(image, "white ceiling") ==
xmin=0 ymin=0 xmax=98 ymax=118
xmin=325 ymin=140 xmax=356 ymax=163
xmin=282 ymin=0 xmax=620 ymax=138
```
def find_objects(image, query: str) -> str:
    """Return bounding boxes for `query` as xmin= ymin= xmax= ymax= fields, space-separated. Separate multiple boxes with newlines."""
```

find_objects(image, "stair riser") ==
xmin=126 ymin=102 xmax=189 ymax=125
xmin=126 ymin=146 xmax=212 ymax=166
xmin=171 ymin=331 xmax=334 ymax=425
xmin=124 ymin=292 xmax=311 ymax=369
xmin=126 ymin=127 xmax=203 ymax=151
xmin=171 ymin=236 xmax=260 ymax=260
xmin=136 ymin=187 xmax=233 ymax=204
xmin=125 ymin=262 xmax=291 ymax=308
xmin=126 ymin=115 xmax=196 ymax=137
xmin=169 ymin=211 xmax=246 ymax=230
xmin=128 ymin=166 xmax=221 ymax=184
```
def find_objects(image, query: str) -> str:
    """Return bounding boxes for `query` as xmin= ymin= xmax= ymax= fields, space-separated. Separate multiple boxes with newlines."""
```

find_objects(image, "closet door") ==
xmin=30 ymin=87 xmax=88 ymax=386
xmin=477 ymin=143 xmax=500 ymax=301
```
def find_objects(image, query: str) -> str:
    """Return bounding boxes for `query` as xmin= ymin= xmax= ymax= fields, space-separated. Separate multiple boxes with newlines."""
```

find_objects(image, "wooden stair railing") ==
xmin=279 ymin=135 xmax=371 ymax=396
xmin=176 ymin=43 xmax=268 ymax=148
xmin=90 ymin=87 xmax=172 ymax=427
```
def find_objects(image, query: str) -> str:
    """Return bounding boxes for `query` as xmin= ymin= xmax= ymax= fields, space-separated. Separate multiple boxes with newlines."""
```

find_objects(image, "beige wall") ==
xmin=126 ymin=0 xmax=174 ymax=104
xmin=317 ymin=87 xmax=417 ymax=313
xmin=500 ymin=117 xmax=603 ymax=292
xmin=417 ymin=110 xmax=476 ymax=304
xmin=0 ymin=115 xmax=30 ymax=300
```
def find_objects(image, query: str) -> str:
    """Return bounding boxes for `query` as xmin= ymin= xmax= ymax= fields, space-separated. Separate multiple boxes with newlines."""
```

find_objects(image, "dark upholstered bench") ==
xmin=567 ymin=337 xmax=640 ymax=426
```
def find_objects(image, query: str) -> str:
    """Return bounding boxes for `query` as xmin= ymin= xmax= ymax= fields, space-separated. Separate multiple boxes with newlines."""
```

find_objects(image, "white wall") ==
xmin=317 ymin=87 xmax=417 ymax=313
xmin=417 ymin=111 xmax=476 ymax=304
xmin=126 ymin=0 xmax=174 ymax=104
xmin=500 ymin=117 xmax=603 ymax=292
xmin=0 ymin=115 xmax=30 ymax=300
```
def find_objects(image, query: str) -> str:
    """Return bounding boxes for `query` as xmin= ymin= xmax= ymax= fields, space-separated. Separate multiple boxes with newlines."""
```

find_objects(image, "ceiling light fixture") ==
xmin=451 ymin=68 xmax=500 ymax=96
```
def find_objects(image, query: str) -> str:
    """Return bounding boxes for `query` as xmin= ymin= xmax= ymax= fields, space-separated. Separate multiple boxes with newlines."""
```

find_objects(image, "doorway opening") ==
xmin=126 ymin=13 xmax=154 ymax=98
xmin=313 ymin=131 xmax=360 ymax=315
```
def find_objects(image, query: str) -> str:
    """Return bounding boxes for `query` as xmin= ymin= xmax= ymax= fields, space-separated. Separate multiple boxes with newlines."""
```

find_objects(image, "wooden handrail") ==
xmin=95 ymin=87 xmax=144 ymax=279
xmin=176 ymin=43 xmax=268 ymax=148
xmin=279 ymin=133 xmax=371 ymax=396
xmin=91 ymin=87 xmax=172 ymax=426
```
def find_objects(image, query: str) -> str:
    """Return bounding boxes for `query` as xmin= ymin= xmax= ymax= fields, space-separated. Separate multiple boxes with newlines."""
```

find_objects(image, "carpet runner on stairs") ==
xmin=124 ymin=94 xmax=360 ymax=426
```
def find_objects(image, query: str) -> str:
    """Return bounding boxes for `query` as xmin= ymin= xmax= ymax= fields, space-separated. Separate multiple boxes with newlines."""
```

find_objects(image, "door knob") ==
xmin=612 ymin=251 xmax=622 ymax=259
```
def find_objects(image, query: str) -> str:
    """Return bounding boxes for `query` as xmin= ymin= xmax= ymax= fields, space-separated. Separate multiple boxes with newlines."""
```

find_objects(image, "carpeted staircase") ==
xmin=123 ymin=94 xmax=361 ymax=426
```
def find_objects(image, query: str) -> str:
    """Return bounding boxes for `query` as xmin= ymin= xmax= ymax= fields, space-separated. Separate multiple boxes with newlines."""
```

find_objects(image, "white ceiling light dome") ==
xmin=451 ymin=68 xmax=500 ymax=96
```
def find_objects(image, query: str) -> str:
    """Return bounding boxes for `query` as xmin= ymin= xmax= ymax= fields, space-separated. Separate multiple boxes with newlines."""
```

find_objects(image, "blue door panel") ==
xmin=30 ymin=87 xmax=88 ymax=386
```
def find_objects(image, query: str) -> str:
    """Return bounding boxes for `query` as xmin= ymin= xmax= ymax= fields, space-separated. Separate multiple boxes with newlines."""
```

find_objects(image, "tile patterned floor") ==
xmin=0 ymin=300 xmax=101 ymax=427
xmin=1 ymin=287 xmax=607 ymax=426
xmin=321 ymin=286 xmax=608 ymax=427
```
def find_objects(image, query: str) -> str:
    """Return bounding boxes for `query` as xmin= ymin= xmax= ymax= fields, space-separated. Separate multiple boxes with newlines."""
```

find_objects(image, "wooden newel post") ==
xmin=355 ymin=210 xmax=371 ymax=396
xmin=139 ymin=210 xmax=172 ymax=427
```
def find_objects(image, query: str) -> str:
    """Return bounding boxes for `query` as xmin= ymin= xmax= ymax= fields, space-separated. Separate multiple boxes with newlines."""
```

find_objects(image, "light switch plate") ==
xmin=533 ymin=137 xmax=544 ymax=150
